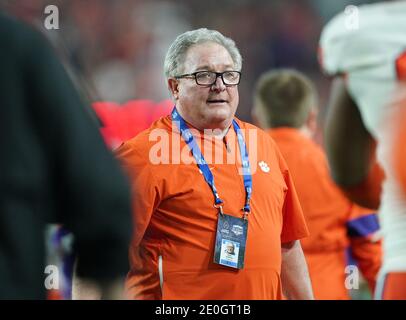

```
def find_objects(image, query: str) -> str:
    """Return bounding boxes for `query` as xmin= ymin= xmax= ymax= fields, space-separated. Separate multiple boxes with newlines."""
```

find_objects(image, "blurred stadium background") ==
xmin=1 ymin=0 xmax=384 ymax=129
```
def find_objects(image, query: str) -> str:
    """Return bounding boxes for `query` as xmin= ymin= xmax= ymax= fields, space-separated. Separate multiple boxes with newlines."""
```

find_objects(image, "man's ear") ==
xmin=168 ymin=78 xmax=179 ymax=100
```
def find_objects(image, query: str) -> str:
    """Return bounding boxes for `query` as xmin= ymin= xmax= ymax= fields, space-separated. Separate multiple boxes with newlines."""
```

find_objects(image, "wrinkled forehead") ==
xmin=182 ymin=42 xmax=235 ymax=72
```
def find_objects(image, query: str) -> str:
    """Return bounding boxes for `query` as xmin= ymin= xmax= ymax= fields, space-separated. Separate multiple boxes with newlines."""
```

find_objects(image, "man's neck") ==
xmin=205 ymin=126 xmax=231 ymax=139
xmin=267 ymin=125 xmax=315 ymax=139
xmin=175 ymin=108 xmax=233 ymax=138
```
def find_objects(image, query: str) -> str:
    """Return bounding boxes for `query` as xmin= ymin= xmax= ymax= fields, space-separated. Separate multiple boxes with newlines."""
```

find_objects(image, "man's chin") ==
xmin=208 ymin=104 xmax=234 ymax=116
xmin=205 ymin=112 xmax=234 ymax=129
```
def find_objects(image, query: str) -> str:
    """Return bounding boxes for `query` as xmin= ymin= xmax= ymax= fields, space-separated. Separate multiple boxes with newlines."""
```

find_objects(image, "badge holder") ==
xmin=213 ymin=204 xmax=248 ymax=269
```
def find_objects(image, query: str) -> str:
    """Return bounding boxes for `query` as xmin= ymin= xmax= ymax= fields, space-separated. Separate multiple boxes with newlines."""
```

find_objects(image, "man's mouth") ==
xmin=207 ymin=99 xmax=228 ymax=104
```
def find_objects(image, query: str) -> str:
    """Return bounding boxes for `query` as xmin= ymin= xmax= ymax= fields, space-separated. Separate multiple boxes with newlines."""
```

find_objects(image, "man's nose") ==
xmin=211 ymin=75 xmax=226 ymax=91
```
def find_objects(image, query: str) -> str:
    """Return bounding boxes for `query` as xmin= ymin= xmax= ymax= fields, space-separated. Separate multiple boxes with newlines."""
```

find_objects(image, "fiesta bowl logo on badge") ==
xmin=221 ymin=221 xmax=230 ymax=234
xmin=232 ymin=225 xmax=243 ymax=236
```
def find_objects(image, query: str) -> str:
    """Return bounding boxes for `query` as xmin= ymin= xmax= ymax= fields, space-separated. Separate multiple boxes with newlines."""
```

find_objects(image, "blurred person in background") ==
xmin=93 ymin=99 xmax=173 ymax=150
xmin=319 ymin=0 xmax=406 ymax=299
xmin=252 ymin=69 xmax=382 ymax=299
xmin=116 ymin=28 xmax=314 ymax=300
xmin=0 ymin=13 xmax=132 ymax=299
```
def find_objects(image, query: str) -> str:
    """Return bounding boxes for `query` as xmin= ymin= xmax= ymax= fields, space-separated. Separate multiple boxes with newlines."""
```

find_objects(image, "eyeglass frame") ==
xmin=174 ymin=70 xmax=242 ymax=86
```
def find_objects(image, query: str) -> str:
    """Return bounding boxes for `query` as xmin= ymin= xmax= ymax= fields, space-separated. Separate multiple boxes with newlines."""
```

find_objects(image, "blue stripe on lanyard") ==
xmin=233 ymin=120 xmax=252 ymax=213
xmin=172 ymin=107 xmax=252 ymax=213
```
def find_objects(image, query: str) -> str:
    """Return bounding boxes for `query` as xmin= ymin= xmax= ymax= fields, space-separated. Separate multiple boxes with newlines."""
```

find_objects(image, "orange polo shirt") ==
xmin=269 ymin=128 xmax=382 ymax=300
xmin=116 ymin=115 xmax=309 ymax=300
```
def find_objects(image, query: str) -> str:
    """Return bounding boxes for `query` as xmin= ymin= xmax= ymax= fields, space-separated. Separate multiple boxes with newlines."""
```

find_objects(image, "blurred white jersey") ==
xmin=320 ymin=1 xmax=406 ymax=275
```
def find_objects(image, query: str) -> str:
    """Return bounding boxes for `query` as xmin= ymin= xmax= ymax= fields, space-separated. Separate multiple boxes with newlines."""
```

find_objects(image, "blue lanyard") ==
xmin=172 ymin=108 xmax=253 ymax=216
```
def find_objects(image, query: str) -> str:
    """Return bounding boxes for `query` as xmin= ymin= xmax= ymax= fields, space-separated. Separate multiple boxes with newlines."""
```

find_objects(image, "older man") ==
xmin=117 ymin=28 xmax=313 ymax=300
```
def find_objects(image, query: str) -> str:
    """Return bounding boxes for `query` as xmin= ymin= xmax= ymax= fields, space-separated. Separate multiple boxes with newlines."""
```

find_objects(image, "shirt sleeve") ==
xmin=115 ymin=139 xmax=163 ymax=299
xmin=115 ymin=139 xmax=161 ymax=247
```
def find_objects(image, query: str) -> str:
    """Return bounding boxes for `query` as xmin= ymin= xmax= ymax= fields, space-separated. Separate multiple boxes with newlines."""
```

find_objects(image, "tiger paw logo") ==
xmin=259 ymin=161 xmax=270 ymax=173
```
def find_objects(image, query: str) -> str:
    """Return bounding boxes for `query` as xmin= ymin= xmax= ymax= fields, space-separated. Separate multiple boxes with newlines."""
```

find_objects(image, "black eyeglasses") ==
xmin=175 ymin=71 xmax=241 ymax=86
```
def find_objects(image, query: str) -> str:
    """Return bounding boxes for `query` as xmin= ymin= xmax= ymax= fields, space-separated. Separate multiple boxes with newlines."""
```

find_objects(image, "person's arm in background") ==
xmin=25 ymin=24 xmax=132 ymax=299
xmin=324 ymin=77 xmax=384 ymax=210
xmin=347 ymin=205 xmax=382 ymax=293
xmin=281 ymin=240 xmax=314 ymax=300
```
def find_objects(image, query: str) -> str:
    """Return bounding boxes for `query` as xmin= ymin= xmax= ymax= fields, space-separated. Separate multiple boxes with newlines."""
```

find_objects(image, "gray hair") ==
xmin=164 ymin=28 xmax=242 ymax=79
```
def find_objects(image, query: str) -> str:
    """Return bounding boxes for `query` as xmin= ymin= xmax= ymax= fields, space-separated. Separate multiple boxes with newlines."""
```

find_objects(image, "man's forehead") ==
xmin=183 ymin=42 xmax=234 ymax=71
